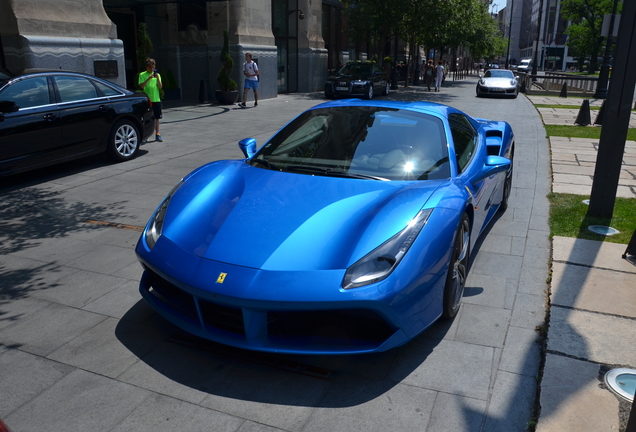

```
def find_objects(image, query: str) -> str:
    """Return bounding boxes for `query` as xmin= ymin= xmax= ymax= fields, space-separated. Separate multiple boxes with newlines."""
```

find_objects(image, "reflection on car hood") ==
xmin=162 ymin=160 xmax=442 ymax=271
xmin=329 ymin=73 xmax=373 ymax=81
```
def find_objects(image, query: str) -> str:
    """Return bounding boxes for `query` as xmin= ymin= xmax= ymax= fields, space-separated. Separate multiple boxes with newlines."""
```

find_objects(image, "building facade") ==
xmin=0 ymin=0 xmax=332 ymax=101
xmin=512 ymin=0 xmax=573 ymax=71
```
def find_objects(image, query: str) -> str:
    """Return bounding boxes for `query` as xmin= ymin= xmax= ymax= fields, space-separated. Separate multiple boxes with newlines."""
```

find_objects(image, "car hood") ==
xmin=329 ymin=72 xmax=373 ymax=81
xmin=161 ymin=160 xmax=444 ymax=271
xmin=481 ymin=77 xmax=515 ymax=86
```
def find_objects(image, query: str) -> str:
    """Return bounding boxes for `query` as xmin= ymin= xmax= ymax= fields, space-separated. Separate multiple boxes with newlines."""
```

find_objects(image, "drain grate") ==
xmin=84 ymin=219 xmax=144 ymax=232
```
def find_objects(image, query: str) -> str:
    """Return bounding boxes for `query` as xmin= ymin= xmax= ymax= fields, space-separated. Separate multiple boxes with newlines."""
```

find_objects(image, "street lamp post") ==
xmin=505 ymin=0 xmax=515 ymax=69
xmin=531 ymin=0 xmax=545 ymax=81
xmin=594 ymin=0 xmax=619 ymax=99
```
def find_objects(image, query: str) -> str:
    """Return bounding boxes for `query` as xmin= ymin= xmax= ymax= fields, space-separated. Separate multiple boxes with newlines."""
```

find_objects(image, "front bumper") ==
xmin=476 ymin=85 xmax=517 ymax=96
xmin=135 ymin=231 xmax=447 ymax=355
xmin=325 ymin=82 xmax=369 ymax=97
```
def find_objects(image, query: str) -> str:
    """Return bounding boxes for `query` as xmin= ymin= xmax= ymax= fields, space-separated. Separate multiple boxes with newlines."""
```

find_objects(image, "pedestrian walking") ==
xmin=434 ymin=60 xmax=445 ymax=92
xmin=424 ymin=60 xmax=435 ymax=91
xmin=239 ymin=52 xmax=259 ymax=108
xmin=138 ymin=58 xmax=163 ymax=142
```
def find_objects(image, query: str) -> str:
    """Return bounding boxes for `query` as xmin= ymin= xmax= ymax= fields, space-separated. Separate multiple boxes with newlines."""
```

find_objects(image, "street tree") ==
xmin=561 ymin=0 xmax=622 ymax=73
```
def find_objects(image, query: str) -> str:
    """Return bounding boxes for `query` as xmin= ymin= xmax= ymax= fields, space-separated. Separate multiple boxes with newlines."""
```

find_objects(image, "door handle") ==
xmin=98 ymin=105 xmax=109 ymax=112
xmin=43 ymin=113 xmax=57 ymax=121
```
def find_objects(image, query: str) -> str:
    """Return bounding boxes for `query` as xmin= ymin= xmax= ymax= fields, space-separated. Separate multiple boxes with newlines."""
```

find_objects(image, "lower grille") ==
xmin=268 ymin=309 xmax=394 ymax=342
xmin=200 ymin=300 xmax=245 ymax=335
xmin=147 ymin=271 xmax=197 ymax=319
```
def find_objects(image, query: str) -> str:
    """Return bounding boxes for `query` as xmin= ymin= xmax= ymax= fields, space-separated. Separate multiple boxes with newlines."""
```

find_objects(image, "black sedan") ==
xmin=325 ymin=63 xmax=390 ymax=100
xmin=0 ymin=70 xmax=154 ymax=176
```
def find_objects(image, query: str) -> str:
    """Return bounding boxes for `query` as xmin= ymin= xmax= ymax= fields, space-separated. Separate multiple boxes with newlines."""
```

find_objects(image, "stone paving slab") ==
xmin=550 ymin=136 xmax=636 ymax=198
xmin=547 ymin=306 xmax=636 ymax=366
xmin=551 ymin=262 xmax=636 ymax=318
xmin=537 ymin=354 xmax=620 ymax=432
xmin=553 ymin=236 xmax=636 ymax=273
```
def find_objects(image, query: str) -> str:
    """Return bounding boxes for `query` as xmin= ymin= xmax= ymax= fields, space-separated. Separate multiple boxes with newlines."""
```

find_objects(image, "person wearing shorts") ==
xmin=138 ymin=58 xmax=163 ymax=141
xmin=239 ymin=53 xmax=259 ymax=108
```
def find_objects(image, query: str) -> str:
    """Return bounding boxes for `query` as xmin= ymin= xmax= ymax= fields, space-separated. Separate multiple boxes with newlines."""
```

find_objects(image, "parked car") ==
xmin=0 ymin=70 xmax=154 ymax=176
xmin=476 ymin=69 xmax=519 ymax=98
xmin=324 ymin=63 xmax=390 ymax=99
xmin=135 ymin=99 xmax=514 ymax=355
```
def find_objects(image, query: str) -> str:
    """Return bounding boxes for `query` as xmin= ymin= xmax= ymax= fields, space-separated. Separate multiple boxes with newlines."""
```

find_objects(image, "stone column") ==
xmin=0 ymin=0 xmax=126 ymax=87
xmin=297 ymin=0 xmax=328 ymax=92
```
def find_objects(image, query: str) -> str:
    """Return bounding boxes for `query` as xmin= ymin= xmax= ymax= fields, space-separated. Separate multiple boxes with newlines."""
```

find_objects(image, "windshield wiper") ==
xmin=250 ymin=158 xmax=282 ymax=171
xmin=418 ymin=157 xmax=449 ymax=180
xmin=286 ymin=165 xmax=388 ymax=181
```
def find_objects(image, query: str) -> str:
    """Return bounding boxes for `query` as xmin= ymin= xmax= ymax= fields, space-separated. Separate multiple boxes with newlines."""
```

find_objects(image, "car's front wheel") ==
xmin=107 ymin=119 xmax=140 ymax=162
xmin=499 ymin=146 xmax=514 ymax=212
xmin=383 ymin=81 xmax=390 ymax=96
xmin=442 ymin=214 xmax=470 ymax=319
xmin=364 ymin=84 xmax=374 ymax=100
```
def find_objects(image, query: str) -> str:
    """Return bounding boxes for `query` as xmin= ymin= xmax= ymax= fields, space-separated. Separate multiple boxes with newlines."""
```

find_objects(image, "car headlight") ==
xmin=342 ymin=208 xmax=433 ymax=289
xmin=351 ymin=80 xmax=366 ymax=87
xmin=510 ymin=80 xmax=517 ymax=86
xmin=479 ymin=79 xmax=485 ymax=85
xmin=145 ymin=180 xmax=184 ymax=249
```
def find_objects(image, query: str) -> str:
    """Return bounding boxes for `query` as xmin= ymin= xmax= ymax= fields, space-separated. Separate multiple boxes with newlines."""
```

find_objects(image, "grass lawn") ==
xmin=545 ymin=125 xmax=636 ymax=141
xmin=535 ymin=104 xmax=634 ymax=111
xmin=548 ymin=193 xmax=636 ymax=244
xmin=535 ymin=104 xmax=601 ymax=110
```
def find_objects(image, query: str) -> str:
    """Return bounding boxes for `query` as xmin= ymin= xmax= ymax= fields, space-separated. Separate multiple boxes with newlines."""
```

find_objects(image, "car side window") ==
xmin=54 ymin=76 xmax=99 ymax=102
xmin=449 ymin=113 xmax=477 ymax=173
xmin=0 ymin=77 xmax=50 ymax=109
xmin=93 ymin=81 xmax=122 ymax=97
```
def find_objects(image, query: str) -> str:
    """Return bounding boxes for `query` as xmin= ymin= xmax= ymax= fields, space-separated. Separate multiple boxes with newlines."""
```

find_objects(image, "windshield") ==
xmin=250 ymin=106 xmax=450 ymax=181
xmin=0 ymin=71 xmax=13 ymax=89
xmin=338 ymin=63 xmax=374 ymax=76
xmin=484 ymin=70 xmax=514 ymax=79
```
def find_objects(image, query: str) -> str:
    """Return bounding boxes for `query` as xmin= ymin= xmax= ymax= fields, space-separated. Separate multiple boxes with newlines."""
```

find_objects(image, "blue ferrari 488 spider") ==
xmin=136 ymin=99 xmax=514 ymax=355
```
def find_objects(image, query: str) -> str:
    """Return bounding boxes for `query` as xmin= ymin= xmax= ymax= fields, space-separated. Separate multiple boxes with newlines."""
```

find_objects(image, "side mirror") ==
xmin=472 ymin=155 xmax=511 ymax=184
xmin=0 ymin=100 xmax=19 ymax=114
xmin=478 ymin=74 xmax=483 ymax=79
xmin=238 ymin=138 xmax=257 ymax=158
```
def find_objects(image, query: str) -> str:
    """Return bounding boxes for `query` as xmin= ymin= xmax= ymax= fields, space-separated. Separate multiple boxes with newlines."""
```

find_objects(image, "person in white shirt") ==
xmin=239 ymin=52 xmax=259 ymax=108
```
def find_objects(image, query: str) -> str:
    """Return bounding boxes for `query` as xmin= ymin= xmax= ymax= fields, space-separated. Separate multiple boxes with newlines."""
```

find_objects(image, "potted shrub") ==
xmin=162 ymin=69 xmax=181 ymax=100
xmin=216 ymin=30 xmax=238 ymax=105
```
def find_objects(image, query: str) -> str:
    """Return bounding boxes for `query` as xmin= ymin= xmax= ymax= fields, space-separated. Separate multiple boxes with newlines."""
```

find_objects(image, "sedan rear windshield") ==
xmin=252 ymin=106 xmax=450 ymax=181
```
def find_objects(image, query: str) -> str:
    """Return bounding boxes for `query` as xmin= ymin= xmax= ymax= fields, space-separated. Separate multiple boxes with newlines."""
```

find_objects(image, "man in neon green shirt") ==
xmin=138 ymin=58 xmax=163 ymax=142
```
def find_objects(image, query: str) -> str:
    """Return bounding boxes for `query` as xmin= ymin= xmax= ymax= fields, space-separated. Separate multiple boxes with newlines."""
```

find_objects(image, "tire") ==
xmin=499 ymin=145 xmax=514 ymax=212
xmin=107 ymin=119 xmax=140 ymax=162
xmin=364 ymin=84 xmax=374 ymax=100
xmin=442 ymin=214 xmax=470 ymax=319
xmin=383 ymin=81 xmax=390 ymax=96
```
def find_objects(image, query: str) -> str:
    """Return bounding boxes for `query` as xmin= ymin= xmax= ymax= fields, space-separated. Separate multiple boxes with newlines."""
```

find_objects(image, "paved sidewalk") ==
xmin=528 ymin=95 xmax=636 ymax=127
xmin=532 ymin=96 xmax=636 ymax=431
xmin=0 ymin=78 xmax=553 ymax=431
xmin=550 ymin=136 xmax=636 ymax=198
